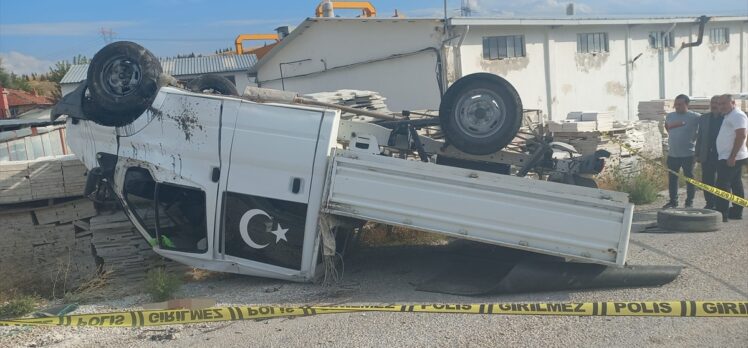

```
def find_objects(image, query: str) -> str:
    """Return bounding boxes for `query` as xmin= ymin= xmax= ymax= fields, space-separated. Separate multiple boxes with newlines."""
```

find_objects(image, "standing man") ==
xmin=695 ymin=96 xmax=723 ymax=209
xmin=715 ymin=94 xmax=748 ymax=221
xmin=663 ymin=94 xmax=700 ymax=208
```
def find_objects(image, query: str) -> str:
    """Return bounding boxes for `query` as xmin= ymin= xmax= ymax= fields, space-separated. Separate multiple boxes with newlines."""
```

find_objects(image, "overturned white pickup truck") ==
xmin=53 ymin=42 xmax=633 ymax=282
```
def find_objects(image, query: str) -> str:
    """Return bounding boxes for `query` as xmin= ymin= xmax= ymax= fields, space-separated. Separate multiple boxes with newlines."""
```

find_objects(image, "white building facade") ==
xmin=253 ymin=16 xmax=748 ymax=121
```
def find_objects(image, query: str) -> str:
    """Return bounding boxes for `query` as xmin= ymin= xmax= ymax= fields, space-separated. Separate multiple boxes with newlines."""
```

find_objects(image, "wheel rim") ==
xmin=453 ymin=88 xmax=507 ymax=139
xmin=101 ymin=56 xmax=142 ymax=97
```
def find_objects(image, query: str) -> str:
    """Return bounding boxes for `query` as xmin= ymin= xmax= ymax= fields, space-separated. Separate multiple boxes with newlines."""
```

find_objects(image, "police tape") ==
xmin=1 ymin=301 xmax=746 ymax=327
xmin=609 ymin=138 xmax=748 ymax=208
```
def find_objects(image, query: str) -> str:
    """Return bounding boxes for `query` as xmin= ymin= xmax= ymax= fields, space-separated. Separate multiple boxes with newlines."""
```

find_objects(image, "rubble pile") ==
xmin=552 ymin=120 xmax=663 ymax=173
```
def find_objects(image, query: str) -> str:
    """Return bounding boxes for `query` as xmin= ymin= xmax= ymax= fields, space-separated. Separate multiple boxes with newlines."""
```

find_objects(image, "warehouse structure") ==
xmin=252 ymin=15 xmax=748 ymax=120
xmin=60 ymin=54 xmax=258 ymax=97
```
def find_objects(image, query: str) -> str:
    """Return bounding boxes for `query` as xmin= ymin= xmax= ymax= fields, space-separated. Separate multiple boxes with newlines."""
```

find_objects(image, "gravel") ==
xmin=1 ymin=181 xmax=746 ymax=347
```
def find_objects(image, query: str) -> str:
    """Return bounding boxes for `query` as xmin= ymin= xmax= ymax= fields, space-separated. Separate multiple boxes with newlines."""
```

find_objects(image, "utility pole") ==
xmin=460 ymin=0 xmax=472 ymax=17
xmin=99 ymin=27 xmax=116 ymax=43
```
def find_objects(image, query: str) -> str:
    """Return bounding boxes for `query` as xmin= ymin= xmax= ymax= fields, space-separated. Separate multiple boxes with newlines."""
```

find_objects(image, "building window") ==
xmin=709 ymin=27 xmax=729 ymax=44
xmin=482 ymin=35 xmax=525 ymax=60
xmin=649 ymin=31 xmax=674 ymax=48
xmin=577 ymin=32 xmax=609 ymax=53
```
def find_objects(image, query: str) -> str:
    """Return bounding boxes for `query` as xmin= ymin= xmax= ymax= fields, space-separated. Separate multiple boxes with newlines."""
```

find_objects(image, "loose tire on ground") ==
xmin=86 ymin=41 xmax=162 ymax=127
xmin=657 ymin=208 xmax=721 ymax=232
xmin=439 ymin=73 xmax=523 ymax=155
xmin=187 ymin=75 xmax=239 ymax=96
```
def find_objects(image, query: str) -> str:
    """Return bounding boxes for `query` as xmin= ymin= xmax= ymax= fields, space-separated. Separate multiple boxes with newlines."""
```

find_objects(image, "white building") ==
xmin=60 ymin=54 xmax=258 ymax=97
xmin=252 ymin=16 xmax=748 ymax=121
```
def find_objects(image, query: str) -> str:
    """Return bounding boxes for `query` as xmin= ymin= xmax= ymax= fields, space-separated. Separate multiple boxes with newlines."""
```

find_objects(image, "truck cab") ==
xmin=68 ymin=88 xmax=340 ymax=281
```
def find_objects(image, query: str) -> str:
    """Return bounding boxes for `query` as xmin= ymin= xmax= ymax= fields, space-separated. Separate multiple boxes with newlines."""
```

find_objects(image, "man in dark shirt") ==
xmin=695 ymin=96 xmax=723 ymax=209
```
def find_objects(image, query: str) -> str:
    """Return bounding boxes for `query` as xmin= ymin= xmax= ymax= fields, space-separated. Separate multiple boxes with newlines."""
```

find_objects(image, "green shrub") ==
xmin=0 ymin=295 xmax=37 ymax=319
xmin=144 ymin=268 xmax=182 ymax=302
xmin=599 ymin=160 xmax=665 ymax=205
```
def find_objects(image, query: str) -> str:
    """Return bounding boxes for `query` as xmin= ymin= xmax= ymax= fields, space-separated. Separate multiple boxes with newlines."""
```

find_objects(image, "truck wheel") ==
xmin=187 ymin=75 xmax=239 ymax=96
xmin=86 ymin=41 xmax=162 ymax=127
xmin=439 ymin=73 xmax=523 ymax=155
xmin=657 ymin=208 xmax=721 ymax=232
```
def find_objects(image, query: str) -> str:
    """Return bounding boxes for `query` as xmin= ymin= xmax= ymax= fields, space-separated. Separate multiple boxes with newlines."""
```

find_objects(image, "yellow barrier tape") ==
xmin=1 ymin=301 xmax=746 ymax=327
xmin=610 ymin=137 xmax=748 ymax=208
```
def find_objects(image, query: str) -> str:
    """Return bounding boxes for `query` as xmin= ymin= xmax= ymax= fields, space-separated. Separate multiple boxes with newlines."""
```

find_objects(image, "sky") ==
xmin=1 ymin=0 xmax=747 ymax=75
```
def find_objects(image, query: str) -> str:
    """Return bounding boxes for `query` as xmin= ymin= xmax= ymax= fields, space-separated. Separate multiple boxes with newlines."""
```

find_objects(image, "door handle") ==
xmin=211 ymin=167 xmax=220 ymax=182
xmin=291 ymin=177 xmax=302 ymax=194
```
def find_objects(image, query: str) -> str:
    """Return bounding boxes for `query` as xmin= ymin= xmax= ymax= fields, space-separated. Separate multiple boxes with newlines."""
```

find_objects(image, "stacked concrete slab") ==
xmin=1 ymin=156 xmax=182 ymax=293
xmin=549 ymin=111 xmax=615 ymax=133
xmin=0 ymin=155 xmax=87 ymax=204
xmin=0 ymin=198 xmax=98 ymax=294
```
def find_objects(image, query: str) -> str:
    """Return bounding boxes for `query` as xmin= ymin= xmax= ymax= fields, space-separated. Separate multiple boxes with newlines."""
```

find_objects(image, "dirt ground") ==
xmin=1 ymin=183 xmax=747 ymax=347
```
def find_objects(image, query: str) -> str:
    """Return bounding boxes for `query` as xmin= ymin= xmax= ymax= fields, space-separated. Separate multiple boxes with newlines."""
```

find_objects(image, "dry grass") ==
xmin=0 ymin=294 xmax=38 ymax=319
xmin=359 ymin=223 xmax=451 ymax=247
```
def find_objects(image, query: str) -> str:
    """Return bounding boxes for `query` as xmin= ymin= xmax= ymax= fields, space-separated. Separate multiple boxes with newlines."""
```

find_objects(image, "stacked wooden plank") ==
xmin=0 ymin=155 xmax=87 ymax=204
xmin=304 ymin=90 xmax=392 ymax=121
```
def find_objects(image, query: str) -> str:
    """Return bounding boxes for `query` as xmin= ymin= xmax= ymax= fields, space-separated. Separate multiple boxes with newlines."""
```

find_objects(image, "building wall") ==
xmin=255 ymin=19 xmax=445 ymax=111
xmin=460 ymin=20 xmax=747 ymax=121
xmin=549 ymin=25 xmax=630 ymax=121
xmin=459 ymin=26 xmax=549 ymax=113
xmin=691 ymin=21 xmax=746 ymax=97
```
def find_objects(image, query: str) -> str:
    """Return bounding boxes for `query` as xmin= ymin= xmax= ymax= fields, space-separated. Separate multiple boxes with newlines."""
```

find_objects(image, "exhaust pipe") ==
xmin=681 ymin=15 xmax=710 ymax=48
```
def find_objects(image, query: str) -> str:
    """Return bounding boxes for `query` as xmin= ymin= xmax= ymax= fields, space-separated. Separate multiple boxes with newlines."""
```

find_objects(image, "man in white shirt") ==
xmin=714 ymin=94 xmax=748 ymax=221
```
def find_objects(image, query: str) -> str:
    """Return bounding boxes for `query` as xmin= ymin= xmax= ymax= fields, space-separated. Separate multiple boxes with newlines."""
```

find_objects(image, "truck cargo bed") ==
xmin=323 ymin=150 xmax=633 ymax=266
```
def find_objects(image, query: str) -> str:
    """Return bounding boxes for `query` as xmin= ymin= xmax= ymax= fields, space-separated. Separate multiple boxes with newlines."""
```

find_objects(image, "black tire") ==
xmin=86 ymin=41 xmax=162 ymax=127
xmin=439 ymin=73 xmax=523 ymax=155
xmin=657 ymin=208 xmax=721 ymax=232
xmin=187 ymin=75 xmax=239 ymax=96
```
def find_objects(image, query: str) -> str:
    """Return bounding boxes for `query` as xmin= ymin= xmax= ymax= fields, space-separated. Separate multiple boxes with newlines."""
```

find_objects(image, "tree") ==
xmin=0 ymin=58 xmax=33 ymax=92
xmin=47 ymin=60 xmax=71 ymax=84
xmin=72 ymin=54 xmax=89 ymax=65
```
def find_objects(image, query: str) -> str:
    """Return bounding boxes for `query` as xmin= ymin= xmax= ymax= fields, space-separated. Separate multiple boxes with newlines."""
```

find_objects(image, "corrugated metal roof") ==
xmin=59 ymin=64 xmax=88 ymax=84
xmin=60 ymin=54 xmax=258 ymax=84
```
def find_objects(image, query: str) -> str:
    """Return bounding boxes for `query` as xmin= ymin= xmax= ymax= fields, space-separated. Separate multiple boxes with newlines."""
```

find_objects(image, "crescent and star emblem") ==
xmin=239 ymin=209 xmax=289 ymax=249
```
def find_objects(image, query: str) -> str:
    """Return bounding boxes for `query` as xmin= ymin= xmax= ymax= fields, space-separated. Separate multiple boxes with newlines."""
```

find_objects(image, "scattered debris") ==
xmin=304 ymin=90 xmax=391 ymax=121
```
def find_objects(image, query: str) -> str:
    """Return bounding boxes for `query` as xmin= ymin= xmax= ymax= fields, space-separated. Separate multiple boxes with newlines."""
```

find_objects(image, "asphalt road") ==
xmin=2 ymin=184 xmax=746 ymax=347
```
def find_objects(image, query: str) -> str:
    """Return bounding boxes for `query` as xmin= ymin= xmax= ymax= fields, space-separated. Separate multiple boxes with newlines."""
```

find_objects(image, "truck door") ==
xmin=219 ymin=101 xmax=325 ymax=272
xmin=117 ymin=91 xmax=223 ymax=259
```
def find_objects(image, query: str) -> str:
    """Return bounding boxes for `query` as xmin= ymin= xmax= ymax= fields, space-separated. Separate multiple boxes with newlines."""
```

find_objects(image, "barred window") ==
xmin=577 ymin=32 xmax=609 ymax=53
xmin=709 ymin=27 xmax=729 ymax=44
xmin=482 ymin=35 xmax=525 ymax=60
xmin=649 ymin=31 xmax=674 ymax=48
